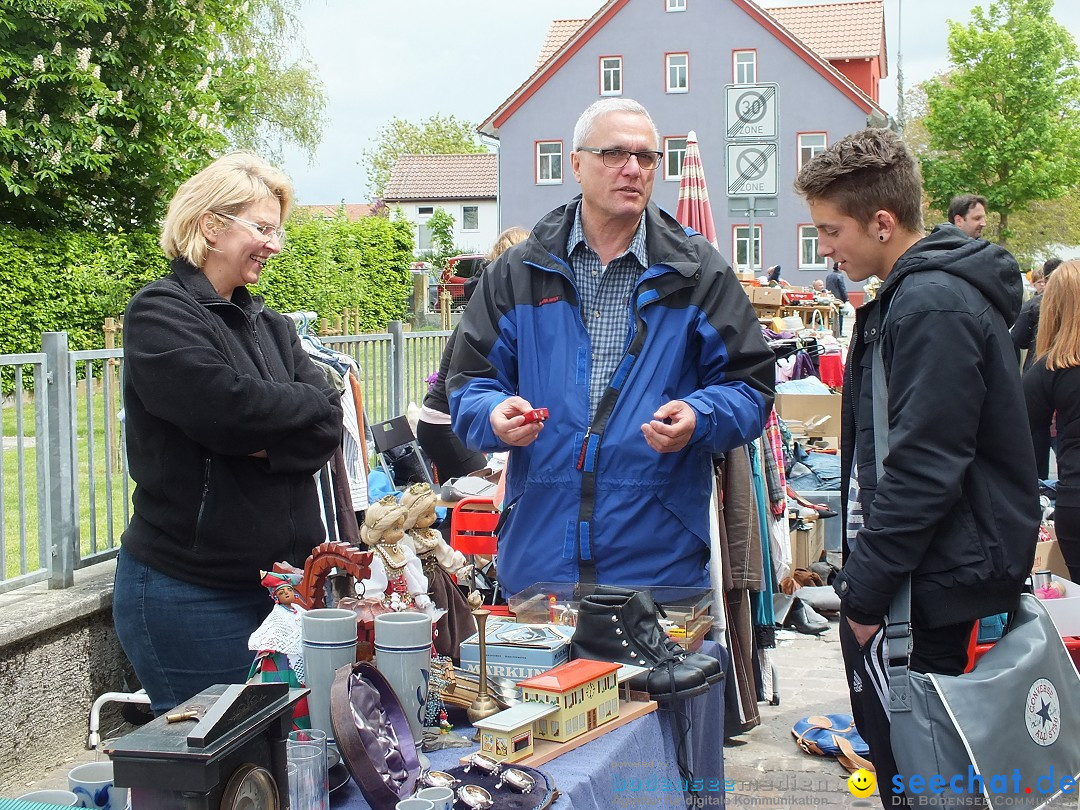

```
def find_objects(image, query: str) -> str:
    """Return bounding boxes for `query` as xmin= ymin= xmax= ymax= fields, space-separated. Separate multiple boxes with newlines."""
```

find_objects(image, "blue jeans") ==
xmin=113 ymin=551 xmax=270 ymax=715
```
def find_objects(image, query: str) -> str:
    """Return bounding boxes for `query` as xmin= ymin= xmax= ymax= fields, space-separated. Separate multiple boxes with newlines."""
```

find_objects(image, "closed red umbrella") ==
xmin=675 ymin=130 xmax=718 ymax=249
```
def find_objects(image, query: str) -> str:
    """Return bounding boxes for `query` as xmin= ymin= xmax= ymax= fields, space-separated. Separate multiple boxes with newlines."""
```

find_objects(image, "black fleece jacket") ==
xmin=120 ymin=259 xmax=343 ymax=590
xmin=836 ymin=230 xmax=1040 ymax=628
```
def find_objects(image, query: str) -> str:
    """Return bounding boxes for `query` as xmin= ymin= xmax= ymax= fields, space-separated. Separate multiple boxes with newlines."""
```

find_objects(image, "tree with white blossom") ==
xmin=0 ymin=0 xmax=325 ymax=230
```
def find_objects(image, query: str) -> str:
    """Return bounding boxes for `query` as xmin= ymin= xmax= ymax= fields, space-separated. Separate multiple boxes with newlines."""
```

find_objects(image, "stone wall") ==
xmin=0 ymin=560 xmax=131 ymax=794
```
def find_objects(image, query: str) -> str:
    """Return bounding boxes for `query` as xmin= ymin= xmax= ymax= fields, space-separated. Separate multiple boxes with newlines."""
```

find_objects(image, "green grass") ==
xmin=2 ymin=379 xmax=130 ymax=581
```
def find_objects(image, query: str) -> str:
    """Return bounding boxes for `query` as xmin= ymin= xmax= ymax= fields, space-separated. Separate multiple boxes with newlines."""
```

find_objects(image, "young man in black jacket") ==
xmin=795 ymin=129 xmax=1039 ymax=806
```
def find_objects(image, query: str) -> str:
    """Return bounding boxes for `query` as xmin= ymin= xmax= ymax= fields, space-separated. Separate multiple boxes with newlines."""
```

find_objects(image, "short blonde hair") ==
xmin=487 ymin=227 xmax=529 ymax=263
xmin=1035 ymin=260 xmax=1080 ymax=370
xmin=159 ymin=152 xmax=294 ymax=267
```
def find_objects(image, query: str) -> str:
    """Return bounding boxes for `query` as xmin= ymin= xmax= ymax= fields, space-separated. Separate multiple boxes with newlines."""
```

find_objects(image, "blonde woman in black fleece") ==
xmin=113 ymin=153 xmax=342 ymax=715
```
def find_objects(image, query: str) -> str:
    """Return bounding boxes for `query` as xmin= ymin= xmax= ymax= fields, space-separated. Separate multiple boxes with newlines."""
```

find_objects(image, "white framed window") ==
xmin=798 ymin=132 xmax=828 ymax=172
xmin=600 ymin=56 xmax=622 ymax=96
xmin=799 ymin=225 xmax=829 ymax=268
xmin=733 ymin=225 xmax=763 ymax=271
xmin=417 ymin=206 xmax=434 ymax=252
xmin=666 ymin=53 xmax=688 ymax=93
xmin=462 ymin=205 xmax=479 ymax=231
xmin=734 ymin=50 xmax=756 ymax=84
xmin=536 ymin=141 xmax=563 ymax=184
xmin=664 ymin=136 xmax=688 ymax=181
xmin=666 ymin=0 xmax=687 ymax=10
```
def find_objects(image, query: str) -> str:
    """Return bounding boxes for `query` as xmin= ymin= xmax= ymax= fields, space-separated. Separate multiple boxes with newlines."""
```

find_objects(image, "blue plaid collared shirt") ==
xmin=566 ymin=204 xmax=649 ymax=417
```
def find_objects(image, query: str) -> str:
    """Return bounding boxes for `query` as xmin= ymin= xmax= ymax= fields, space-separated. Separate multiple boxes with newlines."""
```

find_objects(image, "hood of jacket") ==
xmin=879 ymin=227 xmax=1023 ymax=327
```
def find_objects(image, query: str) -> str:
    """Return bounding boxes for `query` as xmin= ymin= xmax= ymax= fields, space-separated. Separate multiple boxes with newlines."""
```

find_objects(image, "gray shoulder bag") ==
xmin=873 ymin=336 xmax=1080 ymax=808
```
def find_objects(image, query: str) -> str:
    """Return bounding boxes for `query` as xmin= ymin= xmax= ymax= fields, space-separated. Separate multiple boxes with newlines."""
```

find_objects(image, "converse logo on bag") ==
xmin=1025 ymin=678 xmax=1061 ymax=746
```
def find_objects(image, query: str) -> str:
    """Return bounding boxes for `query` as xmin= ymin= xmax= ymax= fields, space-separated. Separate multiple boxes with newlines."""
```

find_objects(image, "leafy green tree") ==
xmin=918 ymin=0 xmax=1080 ymax=243
xmin=0 ymin=0 xmax=324 ymax=231
xmin=363 ymin=113 xmax=487 ymax=199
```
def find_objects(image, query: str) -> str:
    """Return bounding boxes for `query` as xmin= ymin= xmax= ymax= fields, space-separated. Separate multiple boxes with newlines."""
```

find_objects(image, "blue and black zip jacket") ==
xmin=447 ymin=198 xmax=775 ymax=596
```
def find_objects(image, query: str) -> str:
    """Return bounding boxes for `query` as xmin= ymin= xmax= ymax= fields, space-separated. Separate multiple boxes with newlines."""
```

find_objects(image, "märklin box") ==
xmin=459 ymin=622 xmax=572 ymax=682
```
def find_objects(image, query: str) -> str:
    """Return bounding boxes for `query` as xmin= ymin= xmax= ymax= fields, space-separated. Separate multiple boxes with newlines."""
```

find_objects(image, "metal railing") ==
xmin=0 ymin=323 xmax=451 ymax=593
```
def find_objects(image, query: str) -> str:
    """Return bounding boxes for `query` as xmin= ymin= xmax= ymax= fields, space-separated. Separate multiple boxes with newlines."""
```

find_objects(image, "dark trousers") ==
xmin=113 ymin=551 xmax=269 ymax=715
xmin=1054 ymin=504 xmax=1080 ymax=583
xmin=416 ymin=418 xmax=487 ymax=482
xmin=838 ymin=604 xmax=973 ymax=808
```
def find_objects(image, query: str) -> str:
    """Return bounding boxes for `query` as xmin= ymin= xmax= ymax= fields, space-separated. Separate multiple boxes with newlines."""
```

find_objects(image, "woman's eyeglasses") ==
xmin=213 ymin=212 xmax=286 ymax=244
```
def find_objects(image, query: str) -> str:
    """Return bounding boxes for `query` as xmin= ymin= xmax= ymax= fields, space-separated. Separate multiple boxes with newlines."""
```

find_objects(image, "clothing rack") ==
xmin=770 ymin=339 xmax=824 ymax=361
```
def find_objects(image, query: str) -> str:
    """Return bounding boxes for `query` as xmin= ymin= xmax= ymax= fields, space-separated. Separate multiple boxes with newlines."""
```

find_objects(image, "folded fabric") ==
xmin=794 ymin=585 xmax=841 ymax=614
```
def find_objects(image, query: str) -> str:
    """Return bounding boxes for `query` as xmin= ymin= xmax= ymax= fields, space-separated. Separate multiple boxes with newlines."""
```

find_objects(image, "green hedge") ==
xmin=0 ymin=213 xmax=415 ymax=357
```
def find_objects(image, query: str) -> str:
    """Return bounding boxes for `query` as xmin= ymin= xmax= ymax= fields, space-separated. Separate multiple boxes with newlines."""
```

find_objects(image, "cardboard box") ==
xmin=752 ymin=286 xmax=784 ymax=306
xmin=790 ymin=520 xmax=825 ymax=569
xmin=776 ymin=393 xmax=842 ymax=437
xmin=1033 ymin=525 xmax=1070 ymax=579
xmin=1040 ymin=576 xmax=1080 ymax=637
xmin=460 ymin=622 xmax=572 ymax=682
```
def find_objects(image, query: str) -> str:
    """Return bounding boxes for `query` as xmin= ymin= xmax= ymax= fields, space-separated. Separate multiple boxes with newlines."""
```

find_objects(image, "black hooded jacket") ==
xmin=836 ymin=229 xmax=1040 ymax=628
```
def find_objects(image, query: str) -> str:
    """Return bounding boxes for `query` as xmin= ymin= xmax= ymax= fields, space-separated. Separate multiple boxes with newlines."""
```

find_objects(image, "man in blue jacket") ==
xmin=796 ymin=128 xmax=1038 ymax=806
xmin=447 ymin=98 xmax=774 ymax=596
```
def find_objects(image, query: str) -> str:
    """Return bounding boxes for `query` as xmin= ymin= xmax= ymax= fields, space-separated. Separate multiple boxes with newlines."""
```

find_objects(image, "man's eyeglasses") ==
xmin=578 ymin=147 xmax=664 ymax=171
xmin=214 ymin=212 xmax=286 ymax=245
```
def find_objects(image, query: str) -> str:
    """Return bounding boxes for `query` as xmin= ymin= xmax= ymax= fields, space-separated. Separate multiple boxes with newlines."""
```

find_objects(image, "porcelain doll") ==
xmin=358 ymin=494 xmax=434 ymax=612
xmin=400 ymin=482 xmax=476 ymax=658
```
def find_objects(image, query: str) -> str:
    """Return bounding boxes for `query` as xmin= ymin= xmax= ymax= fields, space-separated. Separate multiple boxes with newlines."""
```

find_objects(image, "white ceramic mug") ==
xmin=16 ymin=789 xmax=79 ymax=806
xmin=301 ymin=608 xmax=358 ymax=744
xmin=416 ymin=785 xmax=454 ymax=810
xmin=395 ymin=799 xmax=435 ymax=810
xmin=67 ymin=761 xmax=128 ymax=810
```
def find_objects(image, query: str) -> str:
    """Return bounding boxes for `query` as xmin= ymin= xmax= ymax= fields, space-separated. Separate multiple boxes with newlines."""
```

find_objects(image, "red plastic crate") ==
xmin=967 ymin=631 xmax=1080 ymax=672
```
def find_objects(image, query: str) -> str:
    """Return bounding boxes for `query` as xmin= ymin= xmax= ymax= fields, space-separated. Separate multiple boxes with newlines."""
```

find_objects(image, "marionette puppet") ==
xmin=400 ymin=482 xmax=476 ymax=658
xmin=248 ymin=570 xmax=310 ymax=729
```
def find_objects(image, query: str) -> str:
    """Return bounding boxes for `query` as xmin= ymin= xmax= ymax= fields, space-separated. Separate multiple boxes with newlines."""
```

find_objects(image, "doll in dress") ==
xmin=358 ymin=494 xmax=434 ymax=613
xmin=400 ymin=482 xmax=476 ymax=658
xmin=248 ymin=570 xmax=310 ymax=728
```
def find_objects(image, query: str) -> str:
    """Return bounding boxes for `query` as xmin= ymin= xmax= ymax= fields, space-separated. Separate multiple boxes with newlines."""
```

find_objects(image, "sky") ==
xmin=278 ymin=0 xmax=1080 ymax=206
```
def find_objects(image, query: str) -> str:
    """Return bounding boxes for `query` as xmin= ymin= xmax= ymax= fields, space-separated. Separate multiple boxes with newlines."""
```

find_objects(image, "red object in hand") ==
xmin=522 ymin=407 xmax=549 ymax=424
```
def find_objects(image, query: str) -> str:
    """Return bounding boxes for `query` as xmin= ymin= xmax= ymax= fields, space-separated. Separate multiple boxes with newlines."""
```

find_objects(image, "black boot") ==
xmin=784 ymin=597 xmax=830 ymax=635
xmin=591 ymin=585 xmax=724 ymax=686
xmin=571 ymin=593 xmax=711 ymax=701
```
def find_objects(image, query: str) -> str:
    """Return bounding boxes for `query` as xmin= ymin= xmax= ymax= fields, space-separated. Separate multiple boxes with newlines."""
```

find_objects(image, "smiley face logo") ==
xmin=848 ymin=768 xmax=876 ymax=797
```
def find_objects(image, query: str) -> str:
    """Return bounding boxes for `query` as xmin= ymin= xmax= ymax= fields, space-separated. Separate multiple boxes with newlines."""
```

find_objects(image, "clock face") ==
xmin=220 ymin=763 xmax=279 ymax=810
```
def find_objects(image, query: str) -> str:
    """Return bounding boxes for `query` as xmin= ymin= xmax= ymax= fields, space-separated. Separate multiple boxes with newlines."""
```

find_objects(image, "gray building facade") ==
xmin=480 ymin=0 xmax=888 ymax=288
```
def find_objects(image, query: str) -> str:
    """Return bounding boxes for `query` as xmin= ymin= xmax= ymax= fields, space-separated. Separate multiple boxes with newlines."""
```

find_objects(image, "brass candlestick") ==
xmin=466 ymin=608 xmax=500 ymax=737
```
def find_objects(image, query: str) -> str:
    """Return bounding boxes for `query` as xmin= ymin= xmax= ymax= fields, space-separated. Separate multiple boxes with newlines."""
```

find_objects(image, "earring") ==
xmin=879 ymin=234 xmax=885 ymax=241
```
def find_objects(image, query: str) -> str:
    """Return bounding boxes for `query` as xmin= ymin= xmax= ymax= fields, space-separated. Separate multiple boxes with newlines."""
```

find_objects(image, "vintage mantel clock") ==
xmin=105 ymin=682 xmax=306 ymax=810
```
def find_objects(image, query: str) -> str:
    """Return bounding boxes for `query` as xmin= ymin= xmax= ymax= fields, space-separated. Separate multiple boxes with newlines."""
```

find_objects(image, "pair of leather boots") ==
xmin=569 ymin=585 xmax=723 ymax=701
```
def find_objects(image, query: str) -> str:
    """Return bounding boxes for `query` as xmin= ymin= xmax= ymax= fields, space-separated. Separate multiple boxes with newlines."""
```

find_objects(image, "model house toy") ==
xmin=517 ymin=659 xmax=621 ymax=742
xmin=472 ymin=701 xmax=558 ymax=763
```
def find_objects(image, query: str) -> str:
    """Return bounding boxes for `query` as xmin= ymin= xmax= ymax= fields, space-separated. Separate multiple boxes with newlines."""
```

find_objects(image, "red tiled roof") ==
xmin=481 ymin=0 xmax=884 ymax=137
xmin=536 ymin=19 xmax=589 ymax=70
xmin=296 ymin=203 xmax=372 ymax=221
xmin=766 ymin=1 xmax=884 ymax=63
xmin=532 ymin=2 xmax=884 ymax=69
xmin=383 ymin=153 xmax=497 ymax=202
xmin=517 ymin=659 xmax=621 ymax=693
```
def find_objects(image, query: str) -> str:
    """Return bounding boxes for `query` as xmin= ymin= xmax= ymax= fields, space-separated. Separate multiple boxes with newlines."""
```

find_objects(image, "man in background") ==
xmin=825 ymin=260 xmax=849 ymax=336
xmin=947 ymin=193 xmax=988 ymax=238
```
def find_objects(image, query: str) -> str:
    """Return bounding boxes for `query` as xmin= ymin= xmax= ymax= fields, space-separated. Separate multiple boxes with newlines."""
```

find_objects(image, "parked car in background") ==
xmin=439 ymin=253 xmax=486 ymax=309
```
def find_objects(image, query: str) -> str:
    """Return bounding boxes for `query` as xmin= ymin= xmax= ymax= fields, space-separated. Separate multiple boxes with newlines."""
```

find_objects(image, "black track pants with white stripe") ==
xmin=838 ymin=603 xmax=973 ymax=808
